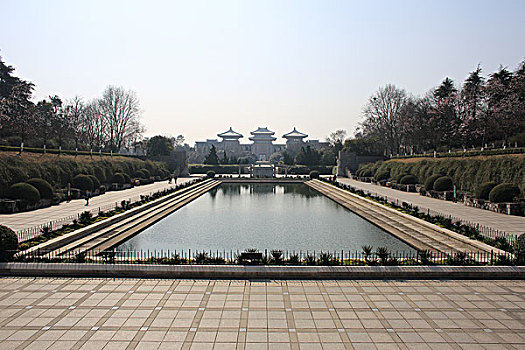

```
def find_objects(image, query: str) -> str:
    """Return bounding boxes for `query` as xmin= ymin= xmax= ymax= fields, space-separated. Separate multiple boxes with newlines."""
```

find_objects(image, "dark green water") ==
xmin=117 ymin=183 xmax=415 ymax=252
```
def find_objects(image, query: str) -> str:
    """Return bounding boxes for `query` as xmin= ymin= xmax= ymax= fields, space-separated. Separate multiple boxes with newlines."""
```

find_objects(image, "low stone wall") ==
xmin=1 ymin=263 xmax=524 ymax=280
xmin=464 ymin=196 xmax=523 ymax=216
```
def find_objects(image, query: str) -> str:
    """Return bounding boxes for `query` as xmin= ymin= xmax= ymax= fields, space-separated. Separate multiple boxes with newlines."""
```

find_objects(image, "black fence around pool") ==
xmin=11 ymin=248 xmax=522 ymax=266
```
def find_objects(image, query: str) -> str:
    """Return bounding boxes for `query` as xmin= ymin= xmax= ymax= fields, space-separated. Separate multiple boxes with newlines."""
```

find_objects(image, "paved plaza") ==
xmin=337 ymin=178 xmax=525 ymax=236
xmin=0 ymin=177 xmax=198 ymax=232
xmin=0 ymin=277 xmax=524 ymax=349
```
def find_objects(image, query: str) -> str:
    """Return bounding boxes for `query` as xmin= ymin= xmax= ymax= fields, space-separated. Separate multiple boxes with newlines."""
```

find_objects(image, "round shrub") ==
xmin=400 ymin=174 xmax=418 ymax=185
xmin=489 ymin=183 xmax=521 ymax=203
xmin=395 ymin=173 xmax=409 ymax=183
xmin=433 ymin=176 xmax=454 ymax=191
xmin=358 ymin=169 xmax=373 ymax=177
xmin=140 ymin=168 xmax=151 ymax=178
xmin=374 ymin=170 xmax=390 ymax=181
xmin=424 ymin=174 xmax=442 ymax=190
xmin=94 ymin=167 xmax=106 ymax=183
xmin=0 ymin=225 xmax=18 ymax=261
xmin=309 ymin=170 xmax=320 ymax=179
xmin=26 ymin=178 xmax=53 ymax=199
xmin=122 ymin=173 xmax=131 ymax=184
xmin=135 ymin=170 xmax=147 ymax=179
xmin=112 ymin=173 xmax=125 ymax=184
xmin=88 ymin=175 xmax=101 ymax=190
xmin=72 ymin=174 xmax=94 ymax=192
xmin=9 ymin=167 xmax=28 ymax=184
xmin=475 ymin=182 xmax=497 ymax=200
xmin=206 ymin=170 xmax=216 ymax=179
xmin=8 ymin=183 xmax=41 ymax=203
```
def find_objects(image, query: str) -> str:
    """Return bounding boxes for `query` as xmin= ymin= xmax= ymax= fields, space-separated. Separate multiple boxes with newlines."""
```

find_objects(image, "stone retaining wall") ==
xmin=1 ymin=263 xmax=524 ymax=280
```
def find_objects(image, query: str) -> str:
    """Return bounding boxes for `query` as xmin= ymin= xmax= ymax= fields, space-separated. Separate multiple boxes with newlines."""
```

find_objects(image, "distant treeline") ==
xmin=0 ymin=55 xmax=143 ymax=152
xmin=347 ymin=60 xmax=525 ymax=156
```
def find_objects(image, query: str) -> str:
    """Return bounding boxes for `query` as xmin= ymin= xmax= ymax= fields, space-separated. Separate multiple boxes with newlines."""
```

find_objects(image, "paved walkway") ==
xmin=0 ymin=177 xmax=199 ymax=232
xmin=337 ymin=178 xmax=525 ymax=237
xmin=0 ymin=277 xmax=524 ymax=349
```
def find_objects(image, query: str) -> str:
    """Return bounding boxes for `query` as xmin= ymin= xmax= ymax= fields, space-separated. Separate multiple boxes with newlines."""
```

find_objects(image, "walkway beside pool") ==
xmin=0 ymin=277 xmax=524 ymax=349
xmin=337 ymin=177 xmax=525 ymax=236
xmin=0 ymin=177 xmax=198 ymax=232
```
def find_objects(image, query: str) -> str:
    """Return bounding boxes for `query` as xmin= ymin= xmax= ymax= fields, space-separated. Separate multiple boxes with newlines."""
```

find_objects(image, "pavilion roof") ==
xmin=282 ymin=127 xmax=308 ymax=139
xmin=250 ymin=127 xmax=275 ymax=135
xmin=217 ymin=127 xmax=243 ymax=139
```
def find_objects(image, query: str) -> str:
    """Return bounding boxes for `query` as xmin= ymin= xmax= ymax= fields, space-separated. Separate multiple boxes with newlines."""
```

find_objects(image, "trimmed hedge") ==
xmin=122 ymin=173 xmax=131 ymax=184
xmin=424 ymin=174 xmax=442 ymax=190
xmin=140 ymin=168 xmax=151 ymax=178
xmin=374 ymin=170 xmax=390 ymax=181
xmin=8 ymin=183 xmax=40 ymax=203
xmin=72 ymin=174 xmax=94 ymax=191
xmin=0 ymin=225 xmax=18 ymax=261
xmin=489 ymin=183 xmax=521 ymax=203
xmin=433 ymin=176 xmax=453 ymax=191
xmin=399 ymin=174 xmax=418 ymax=185
xmin=135 ymin=169 xmax=147 ymax=179
xmin=87 ymin=175 xmax=101 ymax=190
xmin=26 ymin=178 xmax=53 ymax=199
xmin=476 ymin=182 xmax=497 ymax=200
xmin=395 ymin=173 xmax=409 ymax=183
xmin=0 ymin=152 xmax=169 ymax=197
xmin=112 ymin=173 xmax=125 ymax=184
xmin=206 ymin=170 xmax=216 ymax=178
xmin=358 ymin=155 xmax=524 ymax=195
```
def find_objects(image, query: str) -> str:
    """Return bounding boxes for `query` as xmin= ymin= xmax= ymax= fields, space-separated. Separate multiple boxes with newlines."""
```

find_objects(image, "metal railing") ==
xmin=11 ymin=248 xmax=521 ymax=266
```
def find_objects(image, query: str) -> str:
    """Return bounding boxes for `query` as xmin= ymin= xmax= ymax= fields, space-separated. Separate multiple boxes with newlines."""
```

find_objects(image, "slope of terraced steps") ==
xmin=306 ymin=180 xmax=506 ymax=256
xmin=23 ymin=179 xmax=220 ymax=258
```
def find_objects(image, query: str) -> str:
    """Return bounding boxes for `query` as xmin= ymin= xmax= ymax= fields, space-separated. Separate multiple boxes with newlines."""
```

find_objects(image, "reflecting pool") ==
xmin=117 ymin=183 xmax=415 ymax=253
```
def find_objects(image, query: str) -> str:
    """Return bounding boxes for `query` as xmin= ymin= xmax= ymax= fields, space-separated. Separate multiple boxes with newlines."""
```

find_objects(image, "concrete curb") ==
xmin=1 ymin=263 xmax=524 ymax=280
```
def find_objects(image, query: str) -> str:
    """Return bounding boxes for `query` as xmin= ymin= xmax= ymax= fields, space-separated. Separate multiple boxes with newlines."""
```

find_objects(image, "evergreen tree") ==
xmin=204 ymin=145 xmax=219 ymax=165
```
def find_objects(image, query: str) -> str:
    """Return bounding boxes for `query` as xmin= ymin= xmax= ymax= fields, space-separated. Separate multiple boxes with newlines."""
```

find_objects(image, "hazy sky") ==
xmin=1 ymin=0 xmax=524 ymax=145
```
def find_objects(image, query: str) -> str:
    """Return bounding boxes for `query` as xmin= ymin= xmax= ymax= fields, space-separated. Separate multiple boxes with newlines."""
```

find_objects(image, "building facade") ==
xmin=195 ymin=126 xmax=328 ymax=161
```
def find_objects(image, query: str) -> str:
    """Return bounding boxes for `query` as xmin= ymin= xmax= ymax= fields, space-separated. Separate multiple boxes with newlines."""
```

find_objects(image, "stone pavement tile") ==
xmin=48 ymin=340 xmax=80 ymax=349
xmin=212 ymin=343 xmax=238 ymax=350
xmin=0 ymin=341 xmax=24 ymax=350
xmin=158 ymin=342 xmax=183 ymax=350
xmin=135 ymin=341 xmax=161 ymax=350
xmin=163 ymin=331 xmax=188 ymax=342
xmin=79 ymin=340 xmax=108 ymax=350
xmin=189 ymin=342 xmax=214 ymax=350
xmin=373 ymin=344 xmax=402 ymax=350
xmin=102 ymin=341 xmax=131 ymax=350
xmin=22 ymin=339 xmax=53 ymax=350
xmin=297 ymin=343 xmax=323 ymax=350
xmin=268 ymin=343 xmax=291 ymax=350
xmin=346 ymin=332 xmax=372 ymax=343
xmin=6 ymin=329 xmax=39 ymax=341
xmin=216 ymin=331 xmax=239 ymax=343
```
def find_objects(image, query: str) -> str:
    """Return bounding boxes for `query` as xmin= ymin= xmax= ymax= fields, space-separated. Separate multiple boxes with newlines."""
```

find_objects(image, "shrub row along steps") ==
xmin=22 ymin=179 xmax=221 ymax=258
xmin=306 ymin=180 xmax=507 ymax=259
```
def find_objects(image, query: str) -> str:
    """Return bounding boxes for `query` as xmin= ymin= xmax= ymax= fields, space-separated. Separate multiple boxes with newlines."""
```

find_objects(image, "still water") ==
xmin=117 ymin=183 xmax=415 ymax=252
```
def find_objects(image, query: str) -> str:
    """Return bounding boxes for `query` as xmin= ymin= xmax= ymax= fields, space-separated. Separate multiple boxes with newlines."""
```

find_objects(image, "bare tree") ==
xmin=361 ymin=84 xmax=407 ymax=155
xmin=326 ymin=129 xmax=347 ymax=151
xmin=98 ymin=86 xmax=143 ymax=151
xmin=81 ymin=100 xmax=107 ymax=150
xmin=64 ymin=96 xmax=85 ymax=149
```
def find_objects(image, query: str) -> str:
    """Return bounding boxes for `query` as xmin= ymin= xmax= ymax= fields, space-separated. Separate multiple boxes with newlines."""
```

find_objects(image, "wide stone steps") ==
xmin=30 ymin=180 xmax=220 ymax=258
xmin=306 ymin=180 xmax=504 ymax=256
